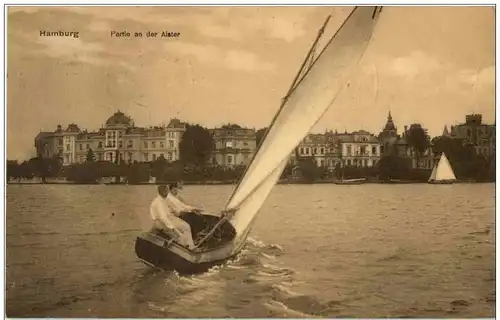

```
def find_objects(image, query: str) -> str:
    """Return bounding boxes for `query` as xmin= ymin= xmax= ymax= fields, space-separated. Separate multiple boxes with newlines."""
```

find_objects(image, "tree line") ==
xmin=6 ymin=123 xmax=495 ymax=183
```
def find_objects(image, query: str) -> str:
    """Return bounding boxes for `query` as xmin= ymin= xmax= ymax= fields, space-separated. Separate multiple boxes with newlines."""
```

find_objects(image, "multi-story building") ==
xmin=448 ymin=114 xmax=495 ymax=158
xmin=210 ymin=124 xmax=257 ymax=167
xmin=289 ymin=132 xmax=341 ymax=171
xmin=290 ymin=129 xmax=381 ymax=171
xmin=378 ymin=111 xmax=398 ymax=156
xmin=34 ymin=111 xmax=186 ymax=166
xmin=336 ymin=130 xmax=381 ymax=167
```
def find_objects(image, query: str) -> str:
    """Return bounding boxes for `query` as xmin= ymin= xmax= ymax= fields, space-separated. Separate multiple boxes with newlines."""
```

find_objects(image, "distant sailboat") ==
xmin=135 ymin=6 xmax=383 ymax=274
xmin=428 ymin=152 xmax=457 ymax=184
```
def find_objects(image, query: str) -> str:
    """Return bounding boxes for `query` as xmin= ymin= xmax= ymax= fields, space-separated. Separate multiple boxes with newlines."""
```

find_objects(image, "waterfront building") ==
xmin=378 ymin=111 xmax=399 ymax=156
xmin=336 ymin=130 xmax=382 ymax=167
xmin=210 ymin=124 xmax=257 ymax=167
xmin=33 ymin=111 xmax=186 ymax=166
xmin=378 ymin=112 xmax=434 ymax=169
xmin=290 ymin=129 xmax=381 ymax=171
xmin=448 ymin=114 xmax=495 ymax=157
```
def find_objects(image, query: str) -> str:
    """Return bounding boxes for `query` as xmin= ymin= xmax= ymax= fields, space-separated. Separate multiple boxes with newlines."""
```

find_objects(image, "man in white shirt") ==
xmin=149 ymin=185 xmax=196 ymax=249
xmin=167 ymin=183 xmax=201 ymax=215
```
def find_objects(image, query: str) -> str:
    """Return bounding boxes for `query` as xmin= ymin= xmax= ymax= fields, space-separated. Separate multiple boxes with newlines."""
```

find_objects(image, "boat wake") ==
xmin=132 ymin=237 xmax=333 ymax=318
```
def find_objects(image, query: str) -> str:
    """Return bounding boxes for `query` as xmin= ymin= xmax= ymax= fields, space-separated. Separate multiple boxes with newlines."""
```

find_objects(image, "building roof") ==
xmin=34 ymin=132 xmax=53 ymax=142
xmin=383 ymin=111 xmax=396 ymax=131
xmin=167 ymin=118 xmax=187 ymax=129
xmin=106 ymin=111 xmax=132 ymax=126
xmin=66 ymin=123 xmax=80 ymax=132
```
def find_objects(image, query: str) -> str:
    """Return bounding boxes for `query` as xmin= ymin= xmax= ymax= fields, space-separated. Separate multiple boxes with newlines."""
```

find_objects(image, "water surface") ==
xmin=6 ymin=183 xmax=495 ymax=317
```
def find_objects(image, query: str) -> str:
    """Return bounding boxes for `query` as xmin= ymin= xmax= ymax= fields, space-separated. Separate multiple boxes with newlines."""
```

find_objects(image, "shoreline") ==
xmin=6 ymin=179 xmax=494 ymax=185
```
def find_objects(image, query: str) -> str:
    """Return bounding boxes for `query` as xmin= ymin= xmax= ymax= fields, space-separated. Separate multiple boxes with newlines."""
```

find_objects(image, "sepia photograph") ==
xmin=5 ymin=3 xmax=496 ymax=318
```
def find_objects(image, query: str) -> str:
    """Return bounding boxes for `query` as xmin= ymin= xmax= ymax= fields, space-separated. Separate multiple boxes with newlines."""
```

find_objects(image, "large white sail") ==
xmin=429 ymin=153 xmax=457 ymax=182
xmin=226 ymin=6 xmax=382 ymax=236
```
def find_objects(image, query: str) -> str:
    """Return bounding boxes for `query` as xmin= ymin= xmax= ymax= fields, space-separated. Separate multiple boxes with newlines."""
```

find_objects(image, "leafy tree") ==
xmin=151 ymin=154 xmax=169 ymax=179
xmin=280 ymin=163 xmax=294 ymax=179
xmin=179 ymin=124 xmax=214 ymax=166
xmin=256 ymin=127 xmax=267 ymax=146
xmin=377 ymin=155 xmax=411 ymax=180
xmin=126 ymin=162 xmax=150 ymax=184
xmin=406 ymin=124 xmax=430 ymax=164
xmin=6 ymin=160 xmax=20 ymax=182
xmin=86 ymin=149 xmax=95 ymax=163
xmin=297 ymin=157 xmax=322 ymax=182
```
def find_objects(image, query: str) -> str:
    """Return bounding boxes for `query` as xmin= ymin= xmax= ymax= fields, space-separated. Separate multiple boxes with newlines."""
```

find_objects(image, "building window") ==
xmin=66 ymin=144 xmax=70 ymax=151
xmin=160 ymin=153 xmax=164 ymax=159
xmin=152 ymin=142 xmax=156 ymax=148
xmin=167 ymin=152 xmax=173 ymax=161
xmin=119 ymin=132 xmax=123 ymax=138
xmin=300 ymin=147 xmax=304 ymax=155
xmin=144 ymin=153 xmax=149 ymax=161
xmin=118 ymin=141 xmax=123 ymax=148
xmin=153 ymin=154 xmax=157 ymax=161
xmin=169 ymin=140 xmax=174 ymax=149
xmin=160 ymin=142 xmax=164 ymax=148
xmin=347 ymin=145 xmax=352 ymax=155
xmin=98 ymin=142 xmax=103 ymax=148
xmin=372 ymin=146 xmax=377 ymax=155
xmin=79 ymin=144 xmax=83 ymax=151
xmin=128 ymin=152 xmax=133 ymax=162
xmin=320 ymin=160 xmax=324 ymax=167
xmin=144 ymin=141 xmax=148 ymax=149
xmin=226 ymin=141 xmax=233 ymax=148
xmin=320 ymin=148 xmax=324 ymax=155
xmin=227 ymin=155 xmax=233 ymax=164
xmin=128 ymin=140 xmax=133 ymax=148
xmin=313 ymin=148 xmax=317 ymax=154
xmin=305 ymin=148 xmax=309 ymax=154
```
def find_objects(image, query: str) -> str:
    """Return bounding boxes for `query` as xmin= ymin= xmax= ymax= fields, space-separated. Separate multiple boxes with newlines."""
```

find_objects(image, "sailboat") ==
xmin=135 ymin=6 xmax=383 ymax=274
xmin=428 ymin=152 xmax=457 ymax=184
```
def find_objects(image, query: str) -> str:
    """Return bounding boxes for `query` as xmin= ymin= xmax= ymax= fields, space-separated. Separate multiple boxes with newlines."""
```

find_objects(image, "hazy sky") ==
xmin=7 ymin=5 xmax=495 ymax=160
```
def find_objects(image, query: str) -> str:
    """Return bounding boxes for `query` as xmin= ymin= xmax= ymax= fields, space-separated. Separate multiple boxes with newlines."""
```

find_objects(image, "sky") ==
xmin=7 ymin=5 xmax=495 ymax=160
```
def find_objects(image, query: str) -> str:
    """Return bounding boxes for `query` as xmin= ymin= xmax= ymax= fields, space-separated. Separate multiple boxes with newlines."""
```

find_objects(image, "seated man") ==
xmin=167 ymin=183 xmax=201 ymax=215
xmin=149 ymin=184 xmax=196 ymax=249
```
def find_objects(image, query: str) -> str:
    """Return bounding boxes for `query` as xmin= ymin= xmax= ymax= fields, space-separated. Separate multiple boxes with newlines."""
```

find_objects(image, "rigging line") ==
xmin=196 ymin=15 xmax=334 ymax=250
xmin=283 ymin=15 xmax=331 ymax=102
xmin=198 ymin=6 xmax=382 ymax=248
xmin=225 ymin=6 xmax=375 ymax=210
xmin=223 ymin=14 xmax=332 ymax=210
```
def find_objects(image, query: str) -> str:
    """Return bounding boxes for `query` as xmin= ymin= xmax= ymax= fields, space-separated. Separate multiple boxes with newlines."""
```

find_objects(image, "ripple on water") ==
xmin=5 ymin=184 xmax=495 ymax=318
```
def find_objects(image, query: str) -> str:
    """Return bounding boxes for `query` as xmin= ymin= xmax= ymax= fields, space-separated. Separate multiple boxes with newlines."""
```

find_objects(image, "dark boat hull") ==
xmin=135 ymin=235 xmax=239 ymax=274
xmin=428 ymin=180 xmax=454 ymax=185
xmin=134 ymin=212 xmax=244 ymax=275
xmin=334 ymin=178 xmax=366 ymax=185
xmin=334 ymin=181 xmax=365 ymax=185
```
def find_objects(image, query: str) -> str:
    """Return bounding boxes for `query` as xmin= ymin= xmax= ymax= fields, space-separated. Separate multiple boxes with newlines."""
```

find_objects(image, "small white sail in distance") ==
xmin=226 ymin=6 xmax=383 ymax=236
xmin=429 ymin=153 xmax=457 ymax=182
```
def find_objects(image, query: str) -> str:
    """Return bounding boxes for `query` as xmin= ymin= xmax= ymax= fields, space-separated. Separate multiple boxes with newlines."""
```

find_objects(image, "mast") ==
xmin=195 ymin=15 xmax=333 ymax=249
xmin=196 ymin=6 xmax=383 ymax=246
xmin=225 ymin=14 xmax=332 ymax=208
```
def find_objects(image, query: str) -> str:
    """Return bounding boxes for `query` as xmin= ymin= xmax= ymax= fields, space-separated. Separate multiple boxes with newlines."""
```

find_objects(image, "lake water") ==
xmin=6 ymin=183 xmax=496 ymax=318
